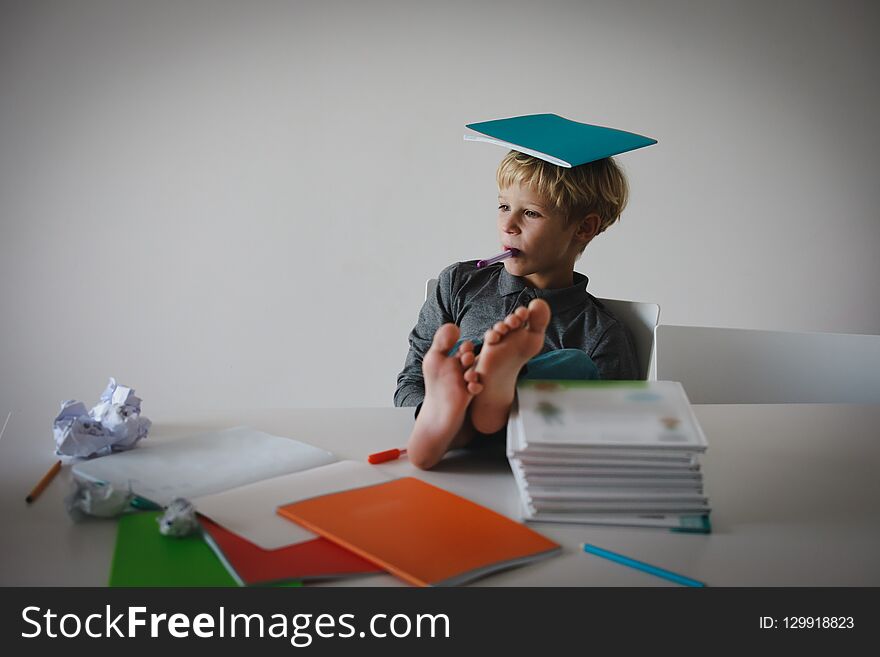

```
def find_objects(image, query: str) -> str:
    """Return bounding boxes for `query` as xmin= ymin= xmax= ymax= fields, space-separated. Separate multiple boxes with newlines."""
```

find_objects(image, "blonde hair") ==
xmin=496 ymin=150 xmax=629 ymax=238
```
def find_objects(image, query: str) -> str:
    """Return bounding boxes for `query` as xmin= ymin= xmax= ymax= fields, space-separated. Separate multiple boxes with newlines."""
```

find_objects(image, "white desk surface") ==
xmin=1 ymin=404 xmax=878 ymax=586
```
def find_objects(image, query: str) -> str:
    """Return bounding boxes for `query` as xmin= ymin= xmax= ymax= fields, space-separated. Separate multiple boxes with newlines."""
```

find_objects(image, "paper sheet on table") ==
xmin=72 ymin=426 xmax=336 ymax=507
xmin=192 ymin=460 xmax=391 ymax=550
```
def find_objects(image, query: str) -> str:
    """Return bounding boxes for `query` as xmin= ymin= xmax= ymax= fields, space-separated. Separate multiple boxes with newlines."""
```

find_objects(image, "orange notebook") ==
xmin=277 ymin=477 xmax=561 ymax=587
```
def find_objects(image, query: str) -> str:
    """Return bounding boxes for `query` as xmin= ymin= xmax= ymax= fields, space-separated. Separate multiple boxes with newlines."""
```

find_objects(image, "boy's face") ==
xmin=496 ymin=183 xmax=597 ymax=289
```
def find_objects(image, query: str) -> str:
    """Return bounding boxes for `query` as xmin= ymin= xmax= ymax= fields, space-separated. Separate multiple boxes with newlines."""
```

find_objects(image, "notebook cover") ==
xmin=199 ymin=515 xmax=382 ymax=586
xmin=277 ymin=477 xmax=561 ymax=587
xmin=514 ymin=380 xmax=708 ymax=451
xmin=109 ymin=511 xmax=238 ymax=587
xmin=465 ymin=114 xmax=656 ymax=167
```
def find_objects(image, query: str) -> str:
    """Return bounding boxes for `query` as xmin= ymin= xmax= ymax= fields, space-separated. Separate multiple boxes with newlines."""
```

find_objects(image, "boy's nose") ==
xmin=500 ymin=214 xmax=520 ymax=233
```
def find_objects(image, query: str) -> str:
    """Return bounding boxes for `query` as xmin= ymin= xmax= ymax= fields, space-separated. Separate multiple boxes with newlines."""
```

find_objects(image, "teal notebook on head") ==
xmin=109 ymin=511 xmax=302 ymax=587
xmin=464 ymin=113 xmax=656 ymax=167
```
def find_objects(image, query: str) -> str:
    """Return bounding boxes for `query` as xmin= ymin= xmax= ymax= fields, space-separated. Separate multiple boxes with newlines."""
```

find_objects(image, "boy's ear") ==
xmin=573 ymin=213 xmax=602 ymax=246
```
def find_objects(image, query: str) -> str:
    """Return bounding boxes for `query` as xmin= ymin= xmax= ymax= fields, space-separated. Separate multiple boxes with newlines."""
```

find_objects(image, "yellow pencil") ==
xmin=26 ymin=460 xmax=62 ymax=503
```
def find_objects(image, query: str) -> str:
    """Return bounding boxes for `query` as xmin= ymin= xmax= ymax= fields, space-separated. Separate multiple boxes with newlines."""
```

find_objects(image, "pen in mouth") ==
xmin=476 ymin=248 xmax=520 ymax=269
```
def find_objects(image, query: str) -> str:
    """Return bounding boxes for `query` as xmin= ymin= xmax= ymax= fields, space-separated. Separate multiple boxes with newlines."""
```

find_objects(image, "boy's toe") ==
xmin=493 ymin=321 xmax=509 ymax=335
xmin=526 ymin=299 xmax=551 ymax=333
xmin=484 ymin=328 xmax=502 ymax=345
xmin=431 ymin=323 xmax=461 ymax=354
xmin=504 ymin=313 xmax=523 ymax=330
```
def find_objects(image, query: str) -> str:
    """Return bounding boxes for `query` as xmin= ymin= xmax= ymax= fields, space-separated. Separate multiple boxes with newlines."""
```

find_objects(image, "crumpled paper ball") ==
xmin=53 ymin=377 xmax=151 ymax=459
xmin=158 ymin=498 xmax=199 ymax=537
xmin=65 ymin=477 xmax=135 ymax=520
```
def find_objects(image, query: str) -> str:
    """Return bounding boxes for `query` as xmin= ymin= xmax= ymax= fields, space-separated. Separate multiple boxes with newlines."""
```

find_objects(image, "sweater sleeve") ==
xmin=393 ymin=264 xmax=458 ymax=407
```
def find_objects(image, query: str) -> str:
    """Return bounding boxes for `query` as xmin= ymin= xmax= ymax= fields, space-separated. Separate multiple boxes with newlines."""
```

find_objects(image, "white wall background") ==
xmin=2 ymin=0 xmax=878 ymax=416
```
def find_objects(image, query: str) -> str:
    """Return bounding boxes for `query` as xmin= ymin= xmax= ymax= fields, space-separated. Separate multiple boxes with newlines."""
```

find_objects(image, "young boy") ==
xmin=395 ymin=149 xmax=639 ymax=469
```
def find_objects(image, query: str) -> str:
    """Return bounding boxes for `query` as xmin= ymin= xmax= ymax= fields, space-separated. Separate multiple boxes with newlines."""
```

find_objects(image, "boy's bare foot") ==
xmin=407 ymin=323 xmax=484 ymax=469
xmin=469 ymin=298 xmax=551 ymax=434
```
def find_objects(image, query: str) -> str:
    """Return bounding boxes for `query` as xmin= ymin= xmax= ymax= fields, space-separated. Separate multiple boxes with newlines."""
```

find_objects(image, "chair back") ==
xmin=654 ymin=324 xmax=880 ymax=403
xmin=594 ymin=297 xmax=660 ymax=381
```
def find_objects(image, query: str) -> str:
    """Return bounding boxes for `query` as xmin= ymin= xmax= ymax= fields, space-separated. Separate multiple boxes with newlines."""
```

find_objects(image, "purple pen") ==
xmin=476 ymin=248 xmax=520 ymax=269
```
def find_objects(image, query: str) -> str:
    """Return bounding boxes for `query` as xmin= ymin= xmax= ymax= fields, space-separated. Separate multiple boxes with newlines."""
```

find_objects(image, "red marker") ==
xmin=368 ymin=448 xmax=408 ymax=464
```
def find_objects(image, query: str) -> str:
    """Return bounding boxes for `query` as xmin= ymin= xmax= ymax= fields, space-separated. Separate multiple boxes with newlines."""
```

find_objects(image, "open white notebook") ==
xmin=192 ymin=460 xmax=390 ymax=549
xmin=72 ymin=426 xmax=337 ymax=507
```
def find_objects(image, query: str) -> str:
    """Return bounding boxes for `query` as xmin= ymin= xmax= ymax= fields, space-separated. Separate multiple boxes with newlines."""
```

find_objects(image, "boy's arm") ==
xmin=589 ymin=322 xmax=641 ymax=380
xmin=394 ymin=265 xmax=458 ymax=407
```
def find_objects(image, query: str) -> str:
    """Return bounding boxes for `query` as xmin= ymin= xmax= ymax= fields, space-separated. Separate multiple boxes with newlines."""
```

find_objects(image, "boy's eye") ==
xmin=498 ymin=205 xmax=541 ymax=218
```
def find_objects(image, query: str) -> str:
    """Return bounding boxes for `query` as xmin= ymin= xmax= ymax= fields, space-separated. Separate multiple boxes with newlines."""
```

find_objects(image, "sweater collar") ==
xmin=496 ymin=265 xmax=591 ymax=313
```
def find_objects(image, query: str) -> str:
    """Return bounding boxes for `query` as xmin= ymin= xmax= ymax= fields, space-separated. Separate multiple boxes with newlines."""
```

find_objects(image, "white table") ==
xmin=1 ymin=404 xmax=879 ymax=586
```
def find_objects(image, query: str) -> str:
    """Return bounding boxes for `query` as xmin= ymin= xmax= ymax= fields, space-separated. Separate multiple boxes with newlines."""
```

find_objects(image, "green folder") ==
xmin=464 ymin=113 xmax=656 ymax=168
xmin=109 ymin=511 xmax=303 ymax=587
xmin=109 ymin=511 xmax=238 ymax=586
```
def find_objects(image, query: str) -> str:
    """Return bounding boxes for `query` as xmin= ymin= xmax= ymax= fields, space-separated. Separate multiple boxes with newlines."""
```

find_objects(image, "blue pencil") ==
xmin=581 ymin=543 xmax=706 ymax=587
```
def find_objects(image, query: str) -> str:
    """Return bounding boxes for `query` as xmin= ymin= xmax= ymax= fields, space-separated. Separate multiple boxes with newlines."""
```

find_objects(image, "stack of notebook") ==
xmin=507 ymin=380 xmax=712 ymax=533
